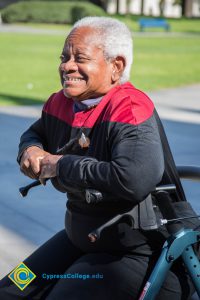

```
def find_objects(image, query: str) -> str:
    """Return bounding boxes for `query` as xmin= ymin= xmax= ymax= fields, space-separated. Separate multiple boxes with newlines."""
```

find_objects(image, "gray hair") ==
xmin=71 ymin=16 xmax=133 ymax=84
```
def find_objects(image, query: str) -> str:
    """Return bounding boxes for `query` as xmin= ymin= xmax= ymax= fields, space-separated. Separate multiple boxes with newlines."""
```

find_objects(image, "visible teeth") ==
xmin=63 ymin=76 xmax=82 ymax=81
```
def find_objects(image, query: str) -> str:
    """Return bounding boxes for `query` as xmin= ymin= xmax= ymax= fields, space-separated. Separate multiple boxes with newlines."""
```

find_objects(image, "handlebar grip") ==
xmin=177 ymin=165 xmax=200 ymax=181
xmin=155 ymin=190 xmax=183 ymax=234
xmin=19 ymin=180 xmax=42 ymax=197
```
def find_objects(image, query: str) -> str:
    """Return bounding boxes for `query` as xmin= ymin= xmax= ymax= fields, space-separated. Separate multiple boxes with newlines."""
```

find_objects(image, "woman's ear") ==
xmin=111 ymin=56 xmax=126 ymax=82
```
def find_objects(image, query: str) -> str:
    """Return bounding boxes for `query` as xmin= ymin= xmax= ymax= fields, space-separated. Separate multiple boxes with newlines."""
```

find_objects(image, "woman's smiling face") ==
xmin=59 ymin=27 xmax=118 ymax=101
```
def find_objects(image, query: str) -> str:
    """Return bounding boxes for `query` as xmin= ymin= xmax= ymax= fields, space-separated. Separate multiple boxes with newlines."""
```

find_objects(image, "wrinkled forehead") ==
xmin=64 ymin=26 xmax=103 ymax=50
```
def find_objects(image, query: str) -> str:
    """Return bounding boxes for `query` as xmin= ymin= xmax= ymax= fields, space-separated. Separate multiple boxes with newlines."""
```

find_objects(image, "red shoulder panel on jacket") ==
xmin=42 ymin=90 xmax=74 ymax=125
xmin=42 ymin=83 xmax=154 ymax=128
xmin=101 ymin=83 xmax=155 ymax=125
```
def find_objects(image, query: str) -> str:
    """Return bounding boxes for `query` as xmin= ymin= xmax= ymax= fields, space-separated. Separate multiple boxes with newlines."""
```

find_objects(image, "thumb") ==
xmin=21 ymin=158 xmax=30 ymax=170
xmin=31 ymin=156 xmax=44 ymax=174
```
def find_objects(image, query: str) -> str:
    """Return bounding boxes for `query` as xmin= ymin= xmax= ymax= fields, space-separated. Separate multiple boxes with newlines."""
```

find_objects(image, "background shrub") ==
xmin=70 ymin=3 xmax=104 ymax=23
xmin=1 ymin=1 xmax=106 ymax=24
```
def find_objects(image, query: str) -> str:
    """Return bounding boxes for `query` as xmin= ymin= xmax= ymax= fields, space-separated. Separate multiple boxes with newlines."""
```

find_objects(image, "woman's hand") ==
xmin=39 ymin=154 xmax=63 ymax=184
xmin=20 ymin=146 xmax=49 ymax=179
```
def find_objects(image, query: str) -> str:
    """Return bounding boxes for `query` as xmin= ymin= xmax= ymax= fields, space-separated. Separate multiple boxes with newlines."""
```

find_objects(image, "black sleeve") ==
xmin=56 ymin=114 xmax=165 ymax=204
xmin=17 ymin=116 xmax=47 ymax=164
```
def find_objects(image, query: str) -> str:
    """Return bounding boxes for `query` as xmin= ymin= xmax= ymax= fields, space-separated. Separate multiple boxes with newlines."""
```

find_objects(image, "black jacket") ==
xmin=18 ymin=82 xmax=164 ymax=218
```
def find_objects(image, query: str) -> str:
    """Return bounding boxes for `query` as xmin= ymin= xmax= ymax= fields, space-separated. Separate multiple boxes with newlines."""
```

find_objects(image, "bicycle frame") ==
xmin=139 ymin=166 xmax=200 ymax=300
xmin=139 ymin=228 xmax=200 ymax=299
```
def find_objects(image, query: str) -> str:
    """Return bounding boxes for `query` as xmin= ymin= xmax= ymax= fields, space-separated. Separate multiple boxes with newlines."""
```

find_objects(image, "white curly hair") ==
xmin=71 ymin=16 xmax=133 ymax=84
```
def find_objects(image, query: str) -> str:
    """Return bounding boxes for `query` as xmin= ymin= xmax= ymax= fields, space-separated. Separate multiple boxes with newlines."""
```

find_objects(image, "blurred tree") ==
xmin=159 ymin=0 xmax=165 ymax=16
xmin=173 ymin=0 xmax=193 ymax=17
xmin=0 ymin=0 xmax=108 ymax=10
xmin=140 ymin=0 xmax=144 ymax=15
xmin=126 ymin=0 xmax=132 ymax=14
xmin=116 ymin=0 xmax=120 ymax=14
xmin=90 ymin=0 xmax=104 ymax=8
xmin=89 ymin=0 xmax=109 ymax=11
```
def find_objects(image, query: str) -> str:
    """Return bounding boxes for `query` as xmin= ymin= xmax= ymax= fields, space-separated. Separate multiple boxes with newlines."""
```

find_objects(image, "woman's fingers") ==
xmin=20 ymin=147 xmax=62 ymax=181
xmin=39 ymin=154 xmax=63 ymax=180
xmin=20 ymin=146 xmax=50 ymax=179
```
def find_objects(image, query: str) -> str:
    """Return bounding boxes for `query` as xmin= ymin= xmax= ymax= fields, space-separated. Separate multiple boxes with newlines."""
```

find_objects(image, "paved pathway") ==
xmin=0 ymin=84 xmax=199 ymax=298
xmin=0 ymin=23 xmax=67 ymax=35
xmin=1 ymin=23 xmax=199 ymax=38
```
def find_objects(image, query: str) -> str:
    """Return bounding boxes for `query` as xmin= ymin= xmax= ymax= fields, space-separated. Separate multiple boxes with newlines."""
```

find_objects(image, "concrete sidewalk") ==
xmin=0 ymin=84 xmax=200 ymax=297
xmin=1 ymin=23 xmax=199 ymax=38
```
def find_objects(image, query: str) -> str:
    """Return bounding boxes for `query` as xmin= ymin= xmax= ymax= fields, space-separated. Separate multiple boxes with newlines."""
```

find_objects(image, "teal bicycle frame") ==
xmin=139 ymin=166 xmax=200 ymax=300
xmin=139 ymin=215 xmax=200 ymax=299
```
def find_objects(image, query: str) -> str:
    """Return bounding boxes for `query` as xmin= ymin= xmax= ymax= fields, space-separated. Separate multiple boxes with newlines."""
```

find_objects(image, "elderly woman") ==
xmin=0 ymin=17 xmax=194 ymax=300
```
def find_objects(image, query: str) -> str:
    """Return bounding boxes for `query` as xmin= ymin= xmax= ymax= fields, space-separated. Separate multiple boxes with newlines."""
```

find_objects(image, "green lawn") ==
xmin=132 ymin=36 xmax=200 ymax=91
xmin=0 ymin=20 xmax=200 ymax=105
xmin=13 ymin=17 xmax=200 ymax=34
xmin=117 ymin=16 xmax=200 ymax=34
xmin=0 ymin=33 xmax=64 ymax=105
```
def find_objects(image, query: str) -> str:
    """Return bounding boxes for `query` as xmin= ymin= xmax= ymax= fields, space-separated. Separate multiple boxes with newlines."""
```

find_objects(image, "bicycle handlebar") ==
xmin=19 ymin=179 xmax=47 ymax=197
xmin=153 ymin=188 xmax=183 ymax=234
xmin=19 ymin=165 xmax=200 ymax=197
xmin=177 ymin=165 xmax=200 ymax=181
xmin=18 ymin=166 xmax=200 ymax=242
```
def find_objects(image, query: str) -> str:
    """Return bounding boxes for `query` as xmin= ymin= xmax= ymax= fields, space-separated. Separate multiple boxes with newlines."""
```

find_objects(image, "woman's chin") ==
xmin=63 ymin=88 xmax=83 ymax=101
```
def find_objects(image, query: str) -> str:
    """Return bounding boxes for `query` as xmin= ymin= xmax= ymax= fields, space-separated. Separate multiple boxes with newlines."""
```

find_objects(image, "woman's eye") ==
xmin=76 ymin=56 xmax=87 ymax=62
xmin=60 ymin=55 xmax=67 ymax=62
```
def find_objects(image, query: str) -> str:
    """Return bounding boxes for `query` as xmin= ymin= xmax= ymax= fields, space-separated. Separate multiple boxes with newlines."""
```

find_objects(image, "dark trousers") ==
xmin=0 ymin=229 xmax=194 ymax=300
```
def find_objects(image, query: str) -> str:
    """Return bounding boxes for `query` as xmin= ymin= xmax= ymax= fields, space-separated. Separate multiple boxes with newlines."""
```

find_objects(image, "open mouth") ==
xmin=63 ymin=75 xmax=84 ymax=82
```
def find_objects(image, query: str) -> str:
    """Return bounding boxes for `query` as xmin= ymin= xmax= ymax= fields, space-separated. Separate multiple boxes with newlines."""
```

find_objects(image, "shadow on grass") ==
xmin=174 ymin=31 xmax=200 ymax=36
xmin=0 ymin=93 xmax=45 ymax=106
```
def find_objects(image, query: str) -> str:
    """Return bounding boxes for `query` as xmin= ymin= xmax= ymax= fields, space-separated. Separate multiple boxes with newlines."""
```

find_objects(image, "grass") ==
xmin=117 ymin=15 xmax=200 ymax=34
xmin=167 ymin=18 xmax=200 ymax=34
xmin=132 ymin=36 xmax=200 ymax=91
xmin=0 ymin=33 xmax=64 ymax=105
xmin=0 ymin=18 xmax=200 ymax=105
